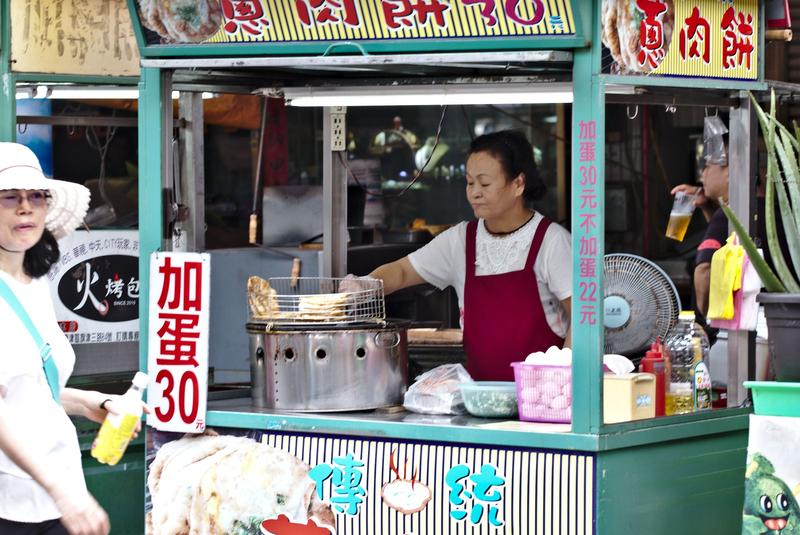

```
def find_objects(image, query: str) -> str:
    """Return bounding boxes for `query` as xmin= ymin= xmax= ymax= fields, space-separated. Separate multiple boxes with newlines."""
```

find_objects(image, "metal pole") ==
xmin=727 ymin=94 xmax=757 ymax=406
xmin=178 ymin=92 xmax=206 ymax=252
xmin=322 ymin=106 xmax=348 ymax=278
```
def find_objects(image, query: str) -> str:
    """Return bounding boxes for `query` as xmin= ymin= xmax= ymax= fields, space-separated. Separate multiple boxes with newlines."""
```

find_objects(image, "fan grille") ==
xmin=603 ymin=254 xmax=681 ymax=356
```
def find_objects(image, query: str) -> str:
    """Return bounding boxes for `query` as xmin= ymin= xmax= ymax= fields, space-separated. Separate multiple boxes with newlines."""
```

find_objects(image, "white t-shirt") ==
xmin=0 ymin=271 xmax=86 ymax=523
xmin=408 ymin=213 xmax=572 ymax=337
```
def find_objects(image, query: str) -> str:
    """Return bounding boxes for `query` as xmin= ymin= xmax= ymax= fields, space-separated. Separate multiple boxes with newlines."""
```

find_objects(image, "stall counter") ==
xmin=181 ymin=399 xmax=750 ymax=534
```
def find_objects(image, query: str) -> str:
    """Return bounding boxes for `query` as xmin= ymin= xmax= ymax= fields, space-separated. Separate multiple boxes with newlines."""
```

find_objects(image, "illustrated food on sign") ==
xmin=601 ymin=0 xmax=675 ymax=74
xmin=381 ymin=449 xmax=432 ymax=515
xmin=146 ymin=434 xmax=335 ymax=535
xmin=138 ymin=0 xmax=223 ymax=43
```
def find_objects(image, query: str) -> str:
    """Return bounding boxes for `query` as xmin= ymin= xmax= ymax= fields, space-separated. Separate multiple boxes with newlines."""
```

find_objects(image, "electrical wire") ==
xmin=85 ymin=112 xmax=118 ymax=207
xmin=338 ymin=105 xmax=448 ymax=198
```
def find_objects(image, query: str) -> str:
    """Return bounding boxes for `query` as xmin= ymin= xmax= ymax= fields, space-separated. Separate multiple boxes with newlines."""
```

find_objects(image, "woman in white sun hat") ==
xmin=0 ymin=142 xmax=144 ymax=535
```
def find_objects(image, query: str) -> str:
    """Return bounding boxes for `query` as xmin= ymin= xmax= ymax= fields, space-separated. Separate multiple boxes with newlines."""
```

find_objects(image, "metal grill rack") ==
xmin=249 ymin=276 xmax=385 ymax=326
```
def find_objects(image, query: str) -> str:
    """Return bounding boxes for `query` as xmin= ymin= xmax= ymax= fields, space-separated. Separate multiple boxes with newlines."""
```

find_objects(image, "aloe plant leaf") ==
xmin=776 ymin=128 xmax=800 ymax=230
xmin=794 ymin=119 xmax=800 ymax=148
xmin=720 ymin=203 xmax=786 ymax=293
xmin=773 ymin=130 xmax=800 ymax=281
xmin=749 ymin=90 xmax=800 ymax=292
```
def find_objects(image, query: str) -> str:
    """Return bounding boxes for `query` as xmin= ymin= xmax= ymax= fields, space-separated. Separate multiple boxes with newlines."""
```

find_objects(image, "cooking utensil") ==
xmin=248 ymin=276 xmax=385 ymax=326
xmin=381 ymin=229 xmax=433 ymax=244
xmin=248 ymin=320 xmax=409 ymax=411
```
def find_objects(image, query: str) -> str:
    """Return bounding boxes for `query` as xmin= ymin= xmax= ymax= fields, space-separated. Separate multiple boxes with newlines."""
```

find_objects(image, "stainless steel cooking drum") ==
xmin=248 ymin=320 xmax=409 ymax=411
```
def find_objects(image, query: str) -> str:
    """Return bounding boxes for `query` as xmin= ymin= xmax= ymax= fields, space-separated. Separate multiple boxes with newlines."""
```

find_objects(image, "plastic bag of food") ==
xmin=403 ymin=364 xmax=472 ymax=415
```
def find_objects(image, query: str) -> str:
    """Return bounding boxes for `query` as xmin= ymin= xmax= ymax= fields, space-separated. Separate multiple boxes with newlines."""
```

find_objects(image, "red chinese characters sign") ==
xmin=147 ymin=253 xmax=210 ymax=433
xmin=136 ymin=0 xmax=576 ymax=47
xmin=576 ymin=120 xmax=599 ymax=327
xmin=602 ymin=0 xmax=760 ymax=82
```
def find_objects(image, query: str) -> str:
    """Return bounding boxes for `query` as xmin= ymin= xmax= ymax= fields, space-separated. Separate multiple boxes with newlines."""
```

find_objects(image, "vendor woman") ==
xmin=363 ymin=130 xmax=572 ymax=381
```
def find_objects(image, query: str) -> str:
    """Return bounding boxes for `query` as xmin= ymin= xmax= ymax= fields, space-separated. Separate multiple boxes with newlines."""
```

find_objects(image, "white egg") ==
xmin=520 ymin=386 xmax=540 ymax=404
xmin=550 ymin=394 xmax=570 ymax=410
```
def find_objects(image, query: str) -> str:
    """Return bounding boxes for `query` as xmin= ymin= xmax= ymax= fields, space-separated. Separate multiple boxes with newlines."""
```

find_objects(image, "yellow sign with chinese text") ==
xmin=601 ymin=0 xmax=759 ymax=80
xmin=11 ymin=0 xmax=140 ymax=76
xmin=136 ymin=0 xmax=576 ymax=46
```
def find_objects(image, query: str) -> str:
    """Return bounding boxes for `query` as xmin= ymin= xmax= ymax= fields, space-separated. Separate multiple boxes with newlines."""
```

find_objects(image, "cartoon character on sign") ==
xmin=381 ymin=448 xmax=432 ymax=514
xmin=308 ymin=453 xmax=366 ymax=515
xmin=446 ymin=463 xmax=505 ymax=527
xmin=742 ymin=453 xmax=800 ymax=534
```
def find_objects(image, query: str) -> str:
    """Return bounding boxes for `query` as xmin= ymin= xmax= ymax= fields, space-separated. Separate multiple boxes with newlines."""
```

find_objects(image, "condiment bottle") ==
xmin=664 ymin=311 xmax=709 ymax=415
xmin=90 ymin=372 xmax=149 ymax=466
xmin=639 ymin=338 xmax=667 ymax=416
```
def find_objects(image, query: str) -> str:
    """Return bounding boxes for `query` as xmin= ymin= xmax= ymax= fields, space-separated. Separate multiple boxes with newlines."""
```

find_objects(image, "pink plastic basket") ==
xmin=511 ymin=362 xmax=572 ymax=423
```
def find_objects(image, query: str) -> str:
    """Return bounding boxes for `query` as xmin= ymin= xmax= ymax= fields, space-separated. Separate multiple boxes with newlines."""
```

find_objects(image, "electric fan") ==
xmin=603 ymin=254 xmax=682 ymax=357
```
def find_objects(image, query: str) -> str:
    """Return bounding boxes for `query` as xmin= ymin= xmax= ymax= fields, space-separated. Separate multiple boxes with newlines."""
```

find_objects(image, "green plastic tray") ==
xmin=744 ymin=381 xmax=800 ymax=417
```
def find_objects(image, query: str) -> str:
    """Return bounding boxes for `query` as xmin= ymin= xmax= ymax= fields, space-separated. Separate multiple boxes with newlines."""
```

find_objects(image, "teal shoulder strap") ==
xmin=0 ymin=278 xmax=60 ymax=404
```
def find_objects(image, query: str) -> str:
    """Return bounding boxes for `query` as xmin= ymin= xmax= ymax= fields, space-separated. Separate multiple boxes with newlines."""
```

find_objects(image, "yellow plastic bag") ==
xmin=707 ymin=233 xmax=744 ymax=320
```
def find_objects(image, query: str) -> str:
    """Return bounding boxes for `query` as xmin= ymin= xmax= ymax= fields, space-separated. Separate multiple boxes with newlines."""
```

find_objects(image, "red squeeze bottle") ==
xmin=639 ymin=339 xmax=667 ymax=417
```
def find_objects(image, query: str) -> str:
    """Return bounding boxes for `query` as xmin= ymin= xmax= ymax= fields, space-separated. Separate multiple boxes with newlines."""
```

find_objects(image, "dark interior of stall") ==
xmin=32 ymin=90 xmax=736 ymax=389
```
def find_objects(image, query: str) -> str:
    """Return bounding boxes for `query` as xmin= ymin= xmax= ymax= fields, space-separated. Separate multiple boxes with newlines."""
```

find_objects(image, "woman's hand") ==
xmin=670 ymin=184 xmax=716 ymax=221
xmin=338 ymin=274 xmax=375 ymax=294
xmin=87 ymin=394 xmax=150 ymax=437
xmin=670 ymin=184 xmax=706 ymax=207
xmin=61 ymin=389 xmax=150 ymax=436
xmin=51 ymin=487 xmax=110 ymax=535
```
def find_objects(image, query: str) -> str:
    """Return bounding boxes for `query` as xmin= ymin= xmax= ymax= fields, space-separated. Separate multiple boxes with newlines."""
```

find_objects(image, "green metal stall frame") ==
xmin=130 ymin=1 xmax=766 ymax=533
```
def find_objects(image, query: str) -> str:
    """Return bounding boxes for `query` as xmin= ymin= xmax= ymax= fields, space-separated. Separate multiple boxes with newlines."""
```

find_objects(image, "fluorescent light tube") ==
xmin=282 ymin=83 xmax=574 ymax=107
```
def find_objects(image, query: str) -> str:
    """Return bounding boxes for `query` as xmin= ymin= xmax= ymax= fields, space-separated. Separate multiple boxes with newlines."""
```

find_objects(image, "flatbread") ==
xmin=137 ymin=0 xmax=222 ymax=43
xmin=147 ymin=435 xmax=334 ymax=535
xmin=138 ymin=0 xmax=171 ymax=40
xmin=158 ymin=0 xmax=223 ymax=43
xmin=248 ymin=276 xmax=278 ymax=320
xmin=297 ymin=293 xmax=350 ymax=320
xmin=188 ymin=441 xmax=318 ymax=535
xmin=149 ymin=436 xmax=250 ymax=535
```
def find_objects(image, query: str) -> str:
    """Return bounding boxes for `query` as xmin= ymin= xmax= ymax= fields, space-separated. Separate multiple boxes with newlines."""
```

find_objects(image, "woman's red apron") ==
xmin=462 ymin=218 xmax=565 ymax=381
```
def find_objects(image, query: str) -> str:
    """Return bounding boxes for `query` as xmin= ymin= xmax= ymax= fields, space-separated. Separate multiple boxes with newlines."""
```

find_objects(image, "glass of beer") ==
xmin=666 ymin=191 xmax=696 ymax=241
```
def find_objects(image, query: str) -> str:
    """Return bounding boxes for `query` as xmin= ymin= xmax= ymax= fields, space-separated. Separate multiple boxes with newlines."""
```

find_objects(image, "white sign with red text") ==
xmin=147 ymin=252 xmax=210 ymax=433
xmin=48 ymin=230 xmax=139 ymax=344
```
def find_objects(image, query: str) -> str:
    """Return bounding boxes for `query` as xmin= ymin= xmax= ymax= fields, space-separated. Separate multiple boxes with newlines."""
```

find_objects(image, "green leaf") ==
xmin=748 ymin=90 xmax=800 ymax=292
xmin=774 ymin=130 xmax=800 ymax=278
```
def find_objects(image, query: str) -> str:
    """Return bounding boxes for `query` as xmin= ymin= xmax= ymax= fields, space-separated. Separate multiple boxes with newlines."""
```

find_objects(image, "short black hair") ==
xmin=467 ymin=129 xmax=546 ymax=202
xmin=24 ymin=229 xmax=60 ymax=278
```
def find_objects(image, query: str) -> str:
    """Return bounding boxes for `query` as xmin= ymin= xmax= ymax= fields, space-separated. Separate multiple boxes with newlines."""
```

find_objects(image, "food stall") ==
xmin=0 ymin=1 xmax=144 ymax=532
xmin=129 ymin=1 xmax=766 ymax=533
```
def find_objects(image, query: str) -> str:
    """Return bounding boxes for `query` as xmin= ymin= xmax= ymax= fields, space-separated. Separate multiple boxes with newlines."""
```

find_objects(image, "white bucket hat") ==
xmin=0 ymin=142 xmax=90 ymax=239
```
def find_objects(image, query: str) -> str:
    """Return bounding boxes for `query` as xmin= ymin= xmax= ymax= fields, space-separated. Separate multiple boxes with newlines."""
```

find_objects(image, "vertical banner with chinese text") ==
xmin=147 ymin=252 xmax=210 ymax=433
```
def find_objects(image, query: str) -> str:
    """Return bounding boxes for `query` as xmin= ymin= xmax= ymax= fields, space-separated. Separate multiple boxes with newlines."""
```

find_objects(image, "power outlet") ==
xmin=330 ymin=106 xmax=347 ymax=151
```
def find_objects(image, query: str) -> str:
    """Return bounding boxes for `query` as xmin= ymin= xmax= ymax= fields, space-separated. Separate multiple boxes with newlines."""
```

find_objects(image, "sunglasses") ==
xmin=0 ymin=190 xmax=51 ymax=209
